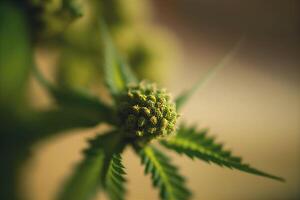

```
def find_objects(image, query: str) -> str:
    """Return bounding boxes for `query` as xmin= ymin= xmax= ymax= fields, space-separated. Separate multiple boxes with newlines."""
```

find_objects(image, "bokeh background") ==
xmin=14 ymin=0 xmax=300 ymax=200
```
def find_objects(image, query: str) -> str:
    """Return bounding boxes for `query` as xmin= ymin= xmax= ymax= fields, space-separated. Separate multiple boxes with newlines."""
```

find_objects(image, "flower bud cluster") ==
xmin=116 ymin=82 xmax=178 ymax=141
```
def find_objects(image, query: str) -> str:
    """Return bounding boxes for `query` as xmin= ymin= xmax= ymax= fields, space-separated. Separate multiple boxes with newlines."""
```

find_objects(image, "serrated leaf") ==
xmin=138 ymin=146 xmax=191 ymax=200
xmin=175 ymin=39 xmax=244 ymax=111
xmin=99 ymin=21 xmax=138 ymax=96
xmin=57 ymin=138 xmax=105 ymax=200
xmin=160 ymin=124 xmax=284 ymax=182
xmin=104 ymin=154 xmax=126 ymax=200
xmin=57 ymin=131 xmax=124 ymax=200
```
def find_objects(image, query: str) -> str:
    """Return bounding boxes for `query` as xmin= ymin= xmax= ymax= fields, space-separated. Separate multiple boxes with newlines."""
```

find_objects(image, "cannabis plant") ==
xmin=0 ymin=1 xmax=178 ymax=199
xmin=31 ymin=24 xmax=285 ymax=200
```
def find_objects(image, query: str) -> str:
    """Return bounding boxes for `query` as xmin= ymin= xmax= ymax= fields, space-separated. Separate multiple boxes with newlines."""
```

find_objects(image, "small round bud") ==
xmin=138 ymin=117 xmax=146 ymax=127
xmin=116 ymin=81 xmax=178 ymax=142
xmin=161 ymin=118 xmax=168 ymax=128
xmin=148 ymin=95 xmax=156 ymax=102
xmin=141 ymin=107 xmax=151 ymax=116
xmin=136 ymin=131 xmax=143 ymax=137
xmin=150 ymin=116 xmax=157 ymax=125
xmin=132 ymin=105 xmax=140 ymax=113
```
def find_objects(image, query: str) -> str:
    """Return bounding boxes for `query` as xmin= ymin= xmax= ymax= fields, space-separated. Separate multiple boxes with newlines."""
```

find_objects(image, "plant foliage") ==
xmin=104 ymin=154 xmax=127 ymax=200
xmin=57 ymin=134 xmax=107 ymax=200
xmin=0 ymin=1 xmax=284 ymax=199
xmin=30 ymin=24 xmax=283 ymax=200
xmin=100 ymin=21 xmax=138 ymax=96
xmin=175 ymin=39 xmax=244 ymax=111
xmin=160 ymin=124 xmax=284 ymax=182
xmin=35 ymin=23 xmax=283 ymax=200
xmin=139 ymin=146 xmax=191 ymax=200
xmin=57 ymin=131 xmax=125 ymax=200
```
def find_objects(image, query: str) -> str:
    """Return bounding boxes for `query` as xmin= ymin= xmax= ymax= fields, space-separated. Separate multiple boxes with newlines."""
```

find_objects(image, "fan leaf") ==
xmin=104 ymin=154 xmax=126 ymax=200
xmin=138 ymin=146 xmax=191 ymax=200
xmin=160 ymin=124 xmax=284 ymax=182
xmin=33 ymin=65 xmax=115 ymax=125
xmin=99 ymin=21 xmax=138 ymax=96
xmin=27 ymin=108 xmax=104 ymax=141
xmin=175 ymin=39 xmax=243 ymax=111
xmin=57 ymin=131 xmax=124 ymax=200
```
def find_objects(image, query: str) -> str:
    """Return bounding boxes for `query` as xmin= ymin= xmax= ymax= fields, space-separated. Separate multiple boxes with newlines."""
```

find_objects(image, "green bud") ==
xmin=132 ymin=105 xmax=140 ymax=113
xmin=127 ymin=91 xmax=134 ymax=99
xmin=148 ymin=127 xmax=156 ymax=134
xmin=138 ymin=117 xmax=146 ymax=127
xmin=161 ymin=118 xmax=168 ymax=128
xmin=136 ymin=131 xmax=143 ymax=137
xmin=141 ymin=107 xmax=151 ymax=116
xmin=150 ymin=116 xmax=158 ymax=125
xmin=148 ymin=95 xmax=156 ymax=102
xmin=116 ymin=81 xmax=178 ymax=142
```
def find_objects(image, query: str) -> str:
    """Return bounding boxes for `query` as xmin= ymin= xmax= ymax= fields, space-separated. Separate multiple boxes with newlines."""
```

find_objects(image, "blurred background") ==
xmin=1 ymin=0 xmax=299 ymax=200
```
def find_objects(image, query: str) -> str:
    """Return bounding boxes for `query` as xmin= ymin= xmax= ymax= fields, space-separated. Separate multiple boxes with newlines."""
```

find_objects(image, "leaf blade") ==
xmin=27 ymin=108 xmax=103 ymax=141
xmin=138 ymin=146 xmax=191 ymax=200
xmin=33 ymin=65 xmax=115 ymax=124
xmin=0 ymin=0 xmax=33 ymax=111
xmin=160 ymin=124 xmax=284 ymax=182
xmin=175 ymin=39 xmax=244 ymax=110
xmin=57 ymin=131 xmax=124 ymax=200
xmin=57 ymin=138 xmax=105 ymax=200
xmin=99 ymin=21 xmax=138 ymax=95
xmin=104 ymin=154 xmax=127 ymax=200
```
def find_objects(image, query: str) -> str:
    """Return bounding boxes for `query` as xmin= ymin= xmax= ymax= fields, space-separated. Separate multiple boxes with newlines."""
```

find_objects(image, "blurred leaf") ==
xmin=175 ymin=39 xmax=244 ymax=111
xmin=100 ymin=21 xmax=138 ymax=96
xmin=57 ymin=131 xmax=125 ymax=200
xmin=138 ymin=146 xmax=191 ymax=200
xmin=28 ymin=108 xmax=105 ymax=141
xmin=63 ymin=0 xmax=83 ymax=18
xmin=160 ymin=124 xmax=284 ymax=182
xmin=127 ymin=42 xmax=152 ymax=76
xmin=99 ymin=0 xmax=124 ymax=28
xmin=33 ymin=65 xmax=115 ymax=124
xmin=0 ymin=1 xmax=33 ymax=111
xmin=0 ymin=2 xmax=33 ymax=197
xmin=57 ymin=145 xmax=104 ymax=200
xmin=56 ymin=48 xmax=101 ymax=91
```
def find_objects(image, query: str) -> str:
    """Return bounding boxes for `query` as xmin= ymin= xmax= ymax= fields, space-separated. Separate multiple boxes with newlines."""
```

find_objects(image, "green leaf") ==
xmin=27 ymin=108 xmax=103 ymax=141
xmin=118 ymin=58 xmax=138 ymax=86
xmin=57 ymin=131 xmax=124 ymax=200
xmin=33 ymin=65 xmax=115 ymax=124
xmin=99 ymin=21 xmax=138 ymax=95
xmin=0 ymin=1 xmax=32 ymax=111
xmin=57 ymin=138 xmax=105 ymax=200
xmin=175 ymin=39 xmax=244 ymax=111
xmin=104 ymin=154 xmax=126 ymax=200
xmin=138 ymin=146 xmax=191 ymax=200
xmin=58 ymin=153 xmax=103 ymax=200
xmin=160 ymin=124 xmax=284 ymax=182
